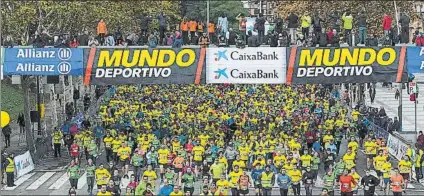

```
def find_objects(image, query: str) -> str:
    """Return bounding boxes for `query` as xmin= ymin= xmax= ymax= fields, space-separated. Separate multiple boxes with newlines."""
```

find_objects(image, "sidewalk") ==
xmin=1 ymin=123 xmax=70 ymax=170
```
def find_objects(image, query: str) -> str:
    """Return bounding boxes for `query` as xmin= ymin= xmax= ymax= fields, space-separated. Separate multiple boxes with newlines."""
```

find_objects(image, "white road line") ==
xmin=77 ymin=172 xmax=87 ymax=190
xmin=2 ymin=172 xmax=36 ymax=191
xmin=26 ymin=172 xmax=56 ymax=190
xmin=48 ymin=172 xmax=69 ymax=190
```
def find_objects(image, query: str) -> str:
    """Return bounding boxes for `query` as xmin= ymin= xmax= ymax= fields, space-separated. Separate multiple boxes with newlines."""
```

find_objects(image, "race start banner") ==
xmin=206 ymin=48 xmax=286 ymax=84
xmin=3 ymin=48 xmax=84 ymax=75
xmin=84 ymin=48 xmax=206 ymax=85
xmin=286 ymin=47 xmax=407 ymax=84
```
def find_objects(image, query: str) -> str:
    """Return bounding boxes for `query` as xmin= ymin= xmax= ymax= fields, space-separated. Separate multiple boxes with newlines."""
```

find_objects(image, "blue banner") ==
xmin=406 ymin=46 xmax=424 ymax=73
xmin=3 ymin=48 xmax=84 ymax=75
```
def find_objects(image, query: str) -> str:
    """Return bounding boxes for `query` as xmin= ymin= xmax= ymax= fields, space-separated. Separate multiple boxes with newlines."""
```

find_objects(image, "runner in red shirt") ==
xmin=70 ymin=141 xmax=80 ymax=164
xmin=339 ymin=169 xmax=357 ymax=196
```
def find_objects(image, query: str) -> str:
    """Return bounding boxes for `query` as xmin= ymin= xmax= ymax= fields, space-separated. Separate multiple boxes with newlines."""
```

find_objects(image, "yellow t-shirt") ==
xmin=103 ymin=137 xmax=113 ymax=148
xmin=374 ymin=155 xmax=387 ymax=170
xmin=143 ymin=170 xmax=157 ymax=185
xmin=288 ymin=169 xmax=302 ymax=183
xmin=216 ymin=180 xmax=230 ymax=195
xmin=158 ymin=149 xmax=170 ymax=164
xmin=117 ymin=147 xmax=131 ymax=160
xmin=192 ymin=146 xmax=205 ymax=161
xmin=229 ymin=170 xmax=242 ymax=187
xmin=112 ymin=140 xmax=121 ymax=152
xmin=398 ymin=160 xmax=411 ymax=174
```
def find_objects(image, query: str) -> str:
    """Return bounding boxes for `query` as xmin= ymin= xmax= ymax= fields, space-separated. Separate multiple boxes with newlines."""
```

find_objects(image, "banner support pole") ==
xmin=399 ymin=83 xmax=403 ymax=130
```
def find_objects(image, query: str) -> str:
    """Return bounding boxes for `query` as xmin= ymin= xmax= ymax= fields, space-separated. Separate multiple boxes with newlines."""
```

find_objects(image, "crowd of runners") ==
xmin=55 ymin=84 xmax=416 ymax=196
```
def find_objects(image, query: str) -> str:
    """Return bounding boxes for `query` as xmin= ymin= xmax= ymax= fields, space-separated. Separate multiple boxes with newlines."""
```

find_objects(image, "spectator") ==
xmin=328 ymin=10 xmax=341 ymax=33
xmin=366 ymin=34 xmax=378 ymax=46
xmin=278 ymin=31 xmax=290 ymax=47
xmin=318 ymin=29 xmax=328 ymax=47
xmin=33 ymin=35 xmax=45 ymax=48
xmin=312 ymin=11 xmax=324 ymax=35
xmin=208 ymin=21 xmax=216 ymax=44
xmin=269 ymin=31 xmax=279 ymax=47
xmin=417 ymin=131 xmax=424 ymax=150
xmin=3 ymin=35 xmax=14 ymax=48
xmin=329 ymin=29 xmax=340 ymax=47
xmin=296 ymin=34 xmax=306 ymax=46
xmin=301 ymin=11 xmax=312 ymax=39
xmin=97 ymin=19 xmax=107 ymax=45
xmin=218 ymin=13 xmax=229 ymax=39
xmin=172 ymin=31 xmax=183 ymax=48
xmin=286 ymin=12 xmax=299 ymax=44
xmin=104 ymin=34 xmax=115 ymax=46
xmin=54 ymin=35 xmax=67 ymax=48
xmin=17 ymin=113 xmax=25 ymax=136
xmin=180 ymin=17 xmax=189 ymax=45
xmin=2 ymin=125 xmax=11 ymax=148
xmin=274 ymin=17 xmax=284 ymax=34
xmin=158 ymin=12 xmax=167 ymax=45
xmin=198 ymin=32 xmax=210 ymax=48
xmin=342 ymin=10 xmax=354 ymax=43
xmin=78 ymin=31 xmax=89 ymax=46
xmin=383 ymin=13 xmax=392 ymax=36
xmin=399 ymin=12 xmax=410 ymax=43
xmin=247 ymin=30 xmax=259 ymax=47
xmin=148 ymin=33 xmax=158 ymax=48
xmin=392 ymin=117 xmax=400 ymax=132
xmin=416 ymin=33 xmax=424 ymax=46
xmin=166 ymin=32 xmax=174 ymax=46
xmin=383 ymin=35 xmax=392 ymax=46
xmin=389 ymin=25 xmax=399 ymax=46
xmin=227 ymin=28 xmax=236 ymax=45
xmin=347 ymin=29 xmax=360 ymax=46
xmin=126 ymin=32 xmax=138 ymax=46
xmin=327 ymin=28 xmax=334 ymax=43
xmin=69 ymin=36 xmax=79 ymax=48
xmin=197 ymin=20 xmax=204 ymax=34
xmin=236 ymin=13 xmax=247 ymax=43
xmin=114 ymin=26 xmax=123 ymax=41
xmin=357 ymin=10 xmax=367 ymax=44
xmin=88 ymin=36 xmax=99 ymax=47
xmin=188 ymin=18 xmax=198 ymax=44
xmin=310 ymin=33 xmax=319 ymax=47
xmin=140 ymin=13 xmax=152 ymax=37
xmin=255 ymin=13 xmax=266 ymax=44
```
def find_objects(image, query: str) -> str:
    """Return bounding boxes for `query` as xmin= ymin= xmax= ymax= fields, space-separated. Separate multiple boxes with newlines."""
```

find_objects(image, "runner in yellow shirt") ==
xmin=158 ymin=145 xmax=170 ymax=180
xmin=117 ymin=142 xmax=131 ymax=178
xmin=192 ymin=143 xmax=205 ymax=177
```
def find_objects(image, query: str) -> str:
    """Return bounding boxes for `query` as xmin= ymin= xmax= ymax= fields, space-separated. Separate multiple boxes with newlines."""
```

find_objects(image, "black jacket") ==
xmin=357 ymin=13 xmax=367 ymax=27
xmin=366 ymin=37 xmax=379 ymax=46
xmin=255 ymin=17 xmax=266 ymax=30
xmin=302 ymin=171 xmax=315 ymax=185
xmin=318 ymin=33 xmax=328 ymax=47
xmin=247 ymin=35 xmax=260 ymax=47
xmin=399 ymin=14 xmax=410 ymax=28
xmin=140 ymin=16 xmax=152 ymax=30
xmin=312 ymin=15 xmax=324 ymax=28
xmin=361 ymin=175 xmax=380 ymax=190
xmin=286 ymin=13 xmax=299 ymax=28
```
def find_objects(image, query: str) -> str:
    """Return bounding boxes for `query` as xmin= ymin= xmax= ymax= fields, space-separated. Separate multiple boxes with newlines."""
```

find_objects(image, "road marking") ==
xmin=26 ymin=172 xmax=56 ymax=190
xmin=48 ymin=172 xmax=68 ymax=190
xmin=2 ymin=172 xmax=36 ymax=190
xmin=77 ymin=172 xmax=87 ymax=190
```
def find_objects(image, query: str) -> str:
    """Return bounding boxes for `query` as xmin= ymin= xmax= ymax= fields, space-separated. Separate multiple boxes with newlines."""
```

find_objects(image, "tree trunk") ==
xmin=22 ymin=77 xmax=35 ymax=153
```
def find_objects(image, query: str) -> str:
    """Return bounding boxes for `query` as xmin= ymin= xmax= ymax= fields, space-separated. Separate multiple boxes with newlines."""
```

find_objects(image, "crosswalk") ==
xmin=1 ymin=170 xmax=134 ymax=192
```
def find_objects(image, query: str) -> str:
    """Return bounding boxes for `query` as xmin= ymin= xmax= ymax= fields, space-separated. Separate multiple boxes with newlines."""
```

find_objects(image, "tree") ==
xmin=276 ymin=1 xmax=417 ymax=35
xmin=1 ymin=1 xmax=181 ymax=42
xmin=184 ymin=1 xmax=249 ymax=30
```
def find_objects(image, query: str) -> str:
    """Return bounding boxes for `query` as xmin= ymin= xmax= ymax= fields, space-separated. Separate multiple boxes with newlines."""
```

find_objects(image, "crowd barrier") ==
xmin=13 ymin=151 xmax=35 ymax=178
xmin=370 ymin=120 xmax=418 ymax=179
xmin=6 ymin=46 xmax=424 ymax=85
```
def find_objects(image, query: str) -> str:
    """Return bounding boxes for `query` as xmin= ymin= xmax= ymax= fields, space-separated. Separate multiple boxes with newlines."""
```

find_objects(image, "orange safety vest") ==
xmin=208 ymin=23 xmax=215 ymax=33
xmin=180 ymin=21 xmax=189 ymax=31
xmin=189 ymin=21 xmax=197 ymax=32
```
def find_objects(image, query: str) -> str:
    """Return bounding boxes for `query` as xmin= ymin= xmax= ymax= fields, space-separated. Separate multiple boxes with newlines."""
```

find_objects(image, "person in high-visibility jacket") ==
xmin=259 ymin=165 xmax=275 ymax=196
xmin=52 ymin=129 xmax=63 ymax=157
xmin=415 ymin=149 xmax=424 ymax=181
xmin=95 ymin=163 xmax=111 ymax=189
xmin=5 ymin=153 xmax=15 ymax=187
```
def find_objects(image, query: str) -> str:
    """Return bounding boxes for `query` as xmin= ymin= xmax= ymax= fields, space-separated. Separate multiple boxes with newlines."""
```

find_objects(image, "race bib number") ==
xmin=308 ymin=136 xmax=313 ymax=140
xmin=328 ymin=156 xmax=333 ymax=160
xmin=342 ymin=183 xmax=349 ymax=188
xmin=306 ymin=179 xmax=312 ymax=184
xmin=365 ymin=186 xmax=370 ymax=190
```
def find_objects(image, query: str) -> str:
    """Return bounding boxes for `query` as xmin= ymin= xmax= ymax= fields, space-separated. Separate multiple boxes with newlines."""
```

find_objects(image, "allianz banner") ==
xmin=3 ymin=48 xmax=84 ymax=75
xmin=84 ymin=48 xmax=206 ymax=85
xmin=406 ymin=46 xmax=424 ymax=73
xmin=206 ymin=48 xmax=286 ymax=84
xmin=286 ymin=47 xmax=408 ymax=84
